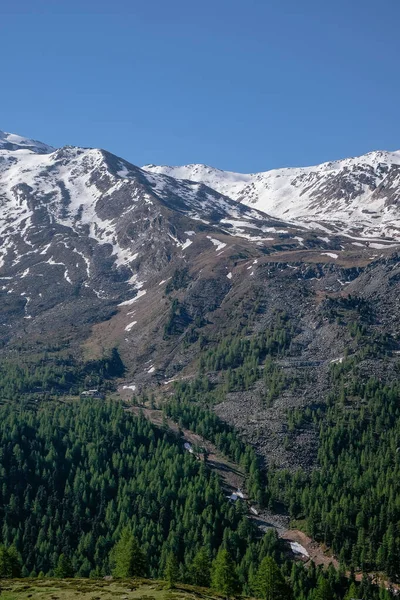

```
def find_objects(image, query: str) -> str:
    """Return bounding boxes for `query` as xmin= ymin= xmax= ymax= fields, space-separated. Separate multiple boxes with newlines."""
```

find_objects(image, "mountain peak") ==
xmin=0 ymin=130 xmax=55 ymax=154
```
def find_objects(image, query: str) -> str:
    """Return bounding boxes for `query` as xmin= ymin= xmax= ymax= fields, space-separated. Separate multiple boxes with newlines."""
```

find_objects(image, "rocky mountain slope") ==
xmin=144 ymin=150 xmax=400 ymax=240
xmin=2 ymin=129 xmax=400 ymax=473
xmin=0 ymin=129 xmax=313 ymax=351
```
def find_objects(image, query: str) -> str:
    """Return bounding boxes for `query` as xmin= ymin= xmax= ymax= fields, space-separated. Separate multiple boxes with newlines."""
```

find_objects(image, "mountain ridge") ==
xmin=144 ymin=149 xmax=400 ymax=240
xmin=0 ymin=129 xmax=54 ymax=153
xmin=0 ymin=129 xmax=318 ymax=359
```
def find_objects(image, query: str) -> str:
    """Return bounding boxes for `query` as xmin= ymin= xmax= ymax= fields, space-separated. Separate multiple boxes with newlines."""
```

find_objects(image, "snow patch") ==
xmin=207 ymin=236 xmax=227 ymax=251
xmin=64 ymin=270 xmax=72 ymax=285
xmin=293 ymin=236 xmax=304 ymax=246
xmin=369 ymin=242 xmax=398 ymax=249
xmin=289 ymin=542 xmax=309 ymax=558
xmin=180 ymin=238 xmax=193 ymax=250
xmin=127 ymin=273 xmax=144 ymax=287
xmin=330 ymin=357 xmax=344 ymax=364
xmin=118 ymin=289 xmax=147 ymax=306
xmin=122 ymin=384 xmax=136 ymax=391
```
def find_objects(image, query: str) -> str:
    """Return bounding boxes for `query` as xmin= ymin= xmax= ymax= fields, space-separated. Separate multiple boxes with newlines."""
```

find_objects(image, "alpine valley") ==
xmin=1 ymin=129 xmax=400 ymax=599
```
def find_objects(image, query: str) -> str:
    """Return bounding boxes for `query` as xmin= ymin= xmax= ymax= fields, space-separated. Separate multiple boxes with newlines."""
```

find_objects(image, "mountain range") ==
xmin=1 ymin=129 xmax=400 ymax=471
xmin=145 ymin=150 xmax=400 ymax=240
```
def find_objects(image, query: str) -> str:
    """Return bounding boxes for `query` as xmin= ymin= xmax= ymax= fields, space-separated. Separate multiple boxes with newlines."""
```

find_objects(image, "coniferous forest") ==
xmin=0 ymin=389 xmax=394 ymax=599
xmin=3 ymin=3 xmax=400 ymax=595
xmin=0 ymin=299 xmax=397 ymax=598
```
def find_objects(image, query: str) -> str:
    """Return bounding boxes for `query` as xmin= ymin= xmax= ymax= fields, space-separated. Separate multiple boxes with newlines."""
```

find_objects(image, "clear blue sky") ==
xmin=1 ymin=0 xmax=400 ymax=172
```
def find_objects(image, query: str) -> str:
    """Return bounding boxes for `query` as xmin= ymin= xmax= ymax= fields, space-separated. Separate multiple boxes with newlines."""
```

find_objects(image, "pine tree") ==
xmin=110 ymin=529 xmax=147 ymax=578
xmin=211 ymin=547 xmax=237 ymax=598
xmin=0 ymin=546 xmax=21 ymax=578
xmin=253 ymin=556 xmax=291 ymax=600
xmin=313 ymin=576 xmax=332 ymax=600
xmin=5 ymin=546 xmax=21 ymax=578
xmin=54 ymin=554 xmax=74 ymax=578
xmin=190 ymin=547 xmax=211 ymax=587
xmin=344 ymin=582 xmax=361 ymax=600
xmin=165 ymin=552 xmax=179 ymax=588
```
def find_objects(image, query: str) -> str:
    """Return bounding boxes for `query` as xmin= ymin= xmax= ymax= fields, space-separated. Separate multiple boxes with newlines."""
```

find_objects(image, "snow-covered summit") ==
xmin=0 ymin=130 xmax=54 ymax=154
xmin=0 ymin=131 xmax=289 ymax=284
xmin=3 ymin=127 xmax=400 ymax=241
xmin=143 ymin=163 xmax=252 ymax=200
xmin=144 ymin=150 xmax=400 ymax=240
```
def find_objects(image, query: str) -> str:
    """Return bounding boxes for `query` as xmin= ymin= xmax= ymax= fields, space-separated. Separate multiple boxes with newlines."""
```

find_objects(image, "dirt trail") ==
xmin=128 ymin=405 xmax=337 ymax=568
xmin=129 ymin=406 xmax=245 ymax=492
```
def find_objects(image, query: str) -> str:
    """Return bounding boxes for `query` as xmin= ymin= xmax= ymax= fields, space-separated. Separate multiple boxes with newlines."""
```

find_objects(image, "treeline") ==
xmin=196 ymin=311 xmax=294 ymax=400
xmin=323 ymin=295 xmax=395 ymax=359
xmin=199 ymin=310 xmax=293 ymax=374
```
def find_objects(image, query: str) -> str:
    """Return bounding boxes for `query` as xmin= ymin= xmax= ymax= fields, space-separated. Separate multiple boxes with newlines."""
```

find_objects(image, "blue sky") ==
xmin=1 ymin=0 xmax=400 ymax=172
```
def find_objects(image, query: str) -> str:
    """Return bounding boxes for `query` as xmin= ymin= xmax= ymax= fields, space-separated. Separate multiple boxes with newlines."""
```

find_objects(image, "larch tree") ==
xmin=253 ymin=556 xmax=291 ymax=600
xmin=165 ymin=552 xmax=180 ymax=588
xmin=190 ymin=547 xmax=211 ymax=587
xmin=211 ymin=547 xmax=237 ymax=598
xmin=110 ymin=529 xmax=147 ymax=578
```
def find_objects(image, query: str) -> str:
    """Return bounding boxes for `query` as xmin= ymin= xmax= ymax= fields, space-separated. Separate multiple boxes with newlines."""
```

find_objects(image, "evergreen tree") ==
xmin=0 ymin=547 xmax=10 ymax=579
xmin=211 ymin=547 xmax=237 ymax=598
xmin=0 ymin=546 xmax=21 ymax=578
xmin=110 ymin=529 xmax=147 ymax=578
xmin=54 ymin=554 xmax=74 ymax=578
xmin=6 ymin=546 xmax=21 ymax=578
xmin=313 ymin=576 xmax=332 ymax=600
xmin=344 ymin=582 xmax=361 ymax=599
xmin=190 ymin=547 xmax=211 ymax=587
xmin=165 ymin=552 xmax=179 ymax=588
xmin=253 ymin=556 xmax=291 ymax=600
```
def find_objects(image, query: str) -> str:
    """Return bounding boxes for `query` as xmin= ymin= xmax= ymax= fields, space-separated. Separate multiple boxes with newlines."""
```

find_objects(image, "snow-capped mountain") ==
xmin=0 ymin=130 xmax=54 ymax=153
xmin=144 ymin=150 xmax=400 ymax=240
xmin=0 ymin=131 xmax=298 ymax=277
xmin=2 ymin=128 xmax=400 ymax=397
xmin=0 ymin=129 xmax=310 ymax=351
